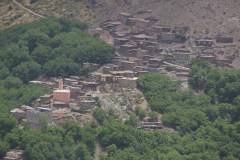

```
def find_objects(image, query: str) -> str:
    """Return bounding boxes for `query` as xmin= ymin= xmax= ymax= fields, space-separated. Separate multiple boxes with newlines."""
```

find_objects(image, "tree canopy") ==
xmin=0 ymin=17 xmax=114 ymax=82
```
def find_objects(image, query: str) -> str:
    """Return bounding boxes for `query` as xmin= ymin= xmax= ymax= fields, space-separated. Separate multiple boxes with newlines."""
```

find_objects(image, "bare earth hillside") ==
xmin=0 ymin=0 xmax=94 ymax=28
xmin=93 ymin=0 xmax=240 ymax=38
xmin=1 ymin=0 xmax=240 ymax=39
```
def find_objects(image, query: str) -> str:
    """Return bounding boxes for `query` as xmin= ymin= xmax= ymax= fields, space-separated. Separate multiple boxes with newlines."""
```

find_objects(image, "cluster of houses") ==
xmin=11 ymin=78 xmax=97 ymax=129
xmin=10 ymin=61 xmax=144 ymax=128
xmin=87 ymin=11 xmax=238 ymax=129
xmin=92 ymin=11 xmax=237 ymax=87
xmin=193 ymin=36 xmax=237 ymax=67
xmin=10 ymin=11 xmax=238 ymax=131
xmin=90 ymin=12 xmax=194 ymax=88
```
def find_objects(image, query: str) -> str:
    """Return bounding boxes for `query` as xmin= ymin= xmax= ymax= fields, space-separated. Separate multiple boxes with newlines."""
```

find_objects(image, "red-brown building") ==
xmin=53 ymin=90 xmax=71 ymax=103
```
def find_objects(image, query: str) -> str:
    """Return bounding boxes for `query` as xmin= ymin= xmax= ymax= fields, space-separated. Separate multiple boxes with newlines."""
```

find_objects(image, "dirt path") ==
xmin=94 ymin=140 xmax=101 ymax=160
xmin=12 ymin=0 xmax=45 ymax=18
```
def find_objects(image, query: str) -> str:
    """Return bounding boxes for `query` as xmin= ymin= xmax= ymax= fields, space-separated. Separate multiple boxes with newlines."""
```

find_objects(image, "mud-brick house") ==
xmin=53 ymin=79 xmax=71 ymax=103
xmin=26 ymin=107 xmax=53 ymax=129
xmin=52 ymin=108 xmax=74 ymax=124
xmin=100 ymin=74 xmax=115 ymax=83
xmin=110 ymin=70 xmax=136 ymax=78
xmin=195 ymin=38 xmax=214 ymax=47
xmin=11 ymin=108 xmax=26 ymax=121
xmin=132 ymin=34 xmax=156 ymax=41
xmin=80 ymin=81 xmax=99 ymax=91
xmin=153 ymin=26 xmax=172 ymax=33
xmin=11 ymin=105 xmax=33 ymax=121
xmin=79 ymin=100 xmax=96 ymax=112
xmin=118 ymin=44 xmax=137 ymax=54
xmin=119 ymin=12 xmax=133 ymax=24
xmin=114 ymin=38 xmax=129 ymax=46
xmin=155 ymin=26 xmax=188 ymax=43
xmin=126 ymin=17 xmax=150 ymax=27
xmin=148 ymin=58 xmax=164 ymax=68
xmin=120 ymin=60 xmax=136 ymax=70
xmin=216 ymin=35 xmax=234 ymax=44
xmin=64 ymin=78 xmax=79 ymax=86
xmin=173 ymin=49 xmax=192 ymax=66
xmin=146 ymin=66 xmax=163 ymax=72
xmin=164 ymin=54 xmax=175 ymax=64
xmin=100 ymin=21 xmax=121 ymax=30
xmin=143 ymin=55 xmax=155 ymax=60
xmin=89 ymin=72 xmax=102 ymax=82
xmin=118 ymin=77 xmax=138 ymax=89
xmin=52 ymin=101 xmax=69 ymax=108
xmin=172 ymin=26 xmax=189 ymax=35
xmin=53 ymin=90 xmax=71 ymax=103
xmin=102 ymin=64 xmax=120 ymax=74
xmin=157 ymin=32 xmax=175 ymax=43
xmin=111 ymin=56 xmax=128 ymax=65
xmin=69 ymin=86 xmax=82 ymax=99
xmin=136 ymin=49 xmax=149 ymax=58
xmin=39 ymin=94 xmax=52 ymax=105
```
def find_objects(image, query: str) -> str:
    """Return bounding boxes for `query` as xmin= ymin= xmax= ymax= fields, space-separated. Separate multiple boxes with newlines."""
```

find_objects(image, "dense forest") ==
xmin=0 ymin=17 xmax=239 ymax=159
xmin=0 ymin=17 xmax=114 ymax=82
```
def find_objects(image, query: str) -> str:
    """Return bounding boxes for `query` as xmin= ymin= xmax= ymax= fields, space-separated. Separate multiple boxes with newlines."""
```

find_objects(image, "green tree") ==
xmin=0 ymin=66 xmax=10 ymax=80
xmin=148 ymin=111 xmax=159 ymax=122
xmin=1 ymin=44 xmax=31 ymax=69
xmin=0 ymin=141 xmax=9 ymax=158
xmin=3 ymin=76 xmax=23 ymax=89
xmin=93 ymin=107 xmax=107 ymax=125
xmin=21 ymin=29 xmax=49 ymax=52
xmin=43 ymin=57 xmax=79 ymax=77
xmin=31 ymin=45 xmax=51 ymax=64
xmin=125 ymin=113 xmax=138 ymax=126
xmin=13 ymin=61 xmax=41 ymax=82
xmin=135 ymin=107 xmax=146 ymax=120
xmin=0 ymin=113 xmax=16 ymax=136
xmin=75 ymin=143 xmax=91 ymax=160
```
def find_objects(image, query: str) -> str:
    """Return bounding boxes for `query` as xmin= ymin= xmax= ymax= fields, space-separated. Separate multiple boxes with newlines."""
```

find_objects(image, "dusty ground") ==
xmin=0 ymin=0 xmax=36 ymax=28
xmin=0 ymin=0 xmax=94 ymax=28
xmin=2 ymin=0 xmax=240 ymax=38
xmin=89 ymin=84 xmax=149 ymax=121
xmin=93 ymin=0 xmax=240 ymax=38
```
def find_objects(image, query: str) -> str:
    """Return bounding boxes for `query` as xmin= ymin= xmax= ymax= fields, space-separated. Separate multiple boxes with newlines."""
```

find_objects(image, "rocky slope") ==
xmin=93 ymin=0 xmax=240 ymax=39
xmin=0 ymin=0 xmax=94 ymax=28
xmin=2 ymin=0 xmax=240 ymax=39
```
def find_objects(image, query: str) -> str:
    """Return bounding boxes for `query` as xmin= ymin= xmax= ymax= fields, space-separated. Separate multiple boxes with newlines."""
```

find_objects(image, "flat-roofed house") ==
xmin=26 ymin=107 xmax=53 ymax=129
xmin=216 ymin=35 xmax=234 ymax=43
xmin=119 ymin=12 xmax=132 ymax=24
xmin=195 ymin=38 xmax=214 ymax=47
xmin=118 ymin=77 xmax=138 ymax=89
xmin=53 ymin=89 xmax=71 ymax=103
